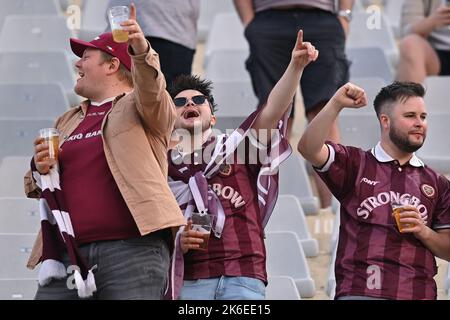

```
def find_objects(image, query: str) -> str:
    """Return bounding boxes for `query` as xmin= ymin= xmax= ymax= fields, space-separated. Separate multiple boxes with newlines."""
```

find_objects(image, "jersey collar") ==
xmin=371 ymin=142 xmax=425 ymax=167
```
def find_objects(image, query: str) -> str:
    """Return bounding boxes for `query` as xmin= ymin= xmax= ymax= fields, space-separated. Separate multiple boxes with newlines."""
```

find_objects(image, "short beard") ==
xmin=389 ymin=125 xmax=424 ymax=153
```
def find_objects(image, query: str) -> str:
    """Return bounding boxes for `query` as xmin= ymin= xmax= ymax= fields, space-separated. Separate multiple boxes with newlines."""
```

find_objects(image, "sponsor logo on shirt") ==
xmin=66 ymin=130 xmax=102 ymax=141
xmin=360 ymin=177 xmax=380 ymax=186
xmin=356 ymin=191 xmax=428 ymax=223
xmin=211 ymin=183 xmax=246 ymax=209
xmin=86 ymin=111 xmax=106 ymax=117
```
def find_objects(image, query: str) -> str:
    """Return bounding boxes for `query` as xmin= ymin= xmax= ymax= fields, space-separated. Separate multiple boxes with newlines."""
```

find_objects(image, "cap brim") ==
xmin=70 ymin=38 xmax=99 ymax=58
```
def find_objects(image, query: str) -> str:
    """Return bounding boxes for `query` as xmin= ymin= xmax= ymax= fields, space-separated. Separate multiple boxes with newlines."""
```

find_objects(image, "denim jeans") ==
xmin=179 ymin=276 xmax=266 ymax=300
xmin=34 ymin=230 xmax=170 ymax=300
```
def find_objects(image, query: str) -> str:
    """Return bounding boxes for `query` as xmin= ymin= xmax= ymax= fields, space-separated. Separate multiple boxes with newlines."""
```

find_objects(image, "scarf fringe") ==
xmin=74 ymin=268 xmax=97 ymax=298
xmin=38 ymin=259 xmax=67 ymax=286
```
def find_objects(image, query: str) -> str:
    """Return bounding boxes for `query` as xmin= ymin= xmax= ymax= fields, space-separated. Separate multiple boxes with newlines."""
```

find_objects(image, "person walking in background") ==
xmin=24 ymin=4 xmax=185 ymax=300
xmin=233 ymin=0 xmax=354 ymax=209
xmin=109 ymin=0 xmax=200 ymax=87
xmin=298 ymin=81 xmax=450 ymax=299
xmin=397 ymin=0 xmax=450 ymax=83
xmin=167 ymin=30 xmax=318 ymax=300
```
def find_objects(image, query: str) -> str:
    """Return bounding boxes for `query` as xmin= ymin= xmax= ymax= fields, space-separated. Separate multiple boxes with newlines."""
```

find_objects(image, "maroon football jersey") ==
xmin=60 ymin=100 xmax=140 ymax=244
xmin=168 ymin=136 xmax=268 ymax=283
xmin=316 ymin=142 xmax=450 ymax=300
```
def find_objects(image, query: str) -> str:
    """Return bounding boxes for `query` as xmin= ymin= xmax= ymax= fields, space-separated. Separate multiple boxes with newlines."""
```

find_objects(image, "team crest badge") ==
xmin=219 ymin=164 xmax=233 ymax=177
xmin=421 ymin=184 xmax=436 ymax=198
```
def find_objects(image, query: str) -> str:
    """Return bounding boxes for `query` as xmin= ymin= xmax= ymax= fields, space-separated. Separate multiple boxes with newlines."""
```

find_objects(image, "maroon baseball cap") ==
xmin=70 ymin=32 xmax=132 ymax=71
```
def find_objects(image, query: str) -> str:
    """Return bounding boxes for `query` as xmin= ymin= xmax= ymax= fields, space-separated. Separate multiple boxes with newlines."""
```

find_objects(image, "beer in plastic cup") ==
xmin=191 ymin=212 xmax=212 ymax=250
xmin=391 ymin=199 xmax=412 ymax=233
xmin=108 ymin=6 xmax=129 ymax=43
xmin=39 ymin=128 xmax=60 ymax=161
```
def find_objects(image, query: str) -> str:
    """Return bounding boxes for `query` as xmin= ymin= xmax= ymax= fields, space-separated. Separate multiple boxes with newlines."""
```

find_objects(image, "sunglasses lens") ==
xmin=174 ymin=97 xmax=187 ymax=107
xmin=192 ymin=95 xmax=206 ymax=105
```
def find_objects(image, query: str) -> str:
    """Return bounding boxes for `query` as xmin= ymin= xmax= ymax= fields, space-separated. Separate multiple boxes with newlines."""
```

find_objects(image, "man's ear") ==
xmin=210 ymin=115 xmax=217 ymax=127
xmin=380 ymin=114 xmax=390 ymax=130
xmin=107 ymin=57 xmax=121 ymax=74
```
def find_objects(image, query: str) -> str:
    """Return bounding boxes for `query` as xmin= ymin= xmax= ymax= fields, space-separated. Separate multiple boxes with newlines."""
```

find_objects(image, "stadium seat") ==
xmin=205 ymin=50 xmax=250 ymax=82
xmin=0 ymin=279 xmax=38 ymax=300
xmin=326 ymin=240 xmax=338 ymax=299
xmin=213 ymin=79 xmax=257 ymax=117
xmin=0 ymin=157 xmax=34 ymax=197
xmin=204 ymin=13 xmax=248 ymax=66
xmin=347 ymin=12 xmax=398 ymax=67
xmin=265 ymin=195 xmax=319 ymax=257
xmin=0 ymin=0 xmax=60 ymax=30
xmin=423 ymin=76 xmax=450 ymax=112
xmin=347 ymin=47 xmax=393 ymax=83
xmin=339 ymin=113 xmax=380 ymax=151
xmin=0 ymin=83 xmax=68 ymax=118
xmin=77 ymin=0 xmax=109 ymax=41
xmin=0 ymin=198 xmax=40 ymax=234
xmin=330 ymin=206 xmax=341 ymax=251
xmin=265 ymin=231 xmax=316 ymax=298
xmin=445 ymin=264 xmax=450 ymax=299
xmin=416 ymin=113 xmax=450 ymax=174
xmin=384 ymin=0 xmax=404 ymax=38
xmin=0 ymin=15 xmax=73 ymax=53
xmin=0 ymin=234 xmax=38 ymax=278
xmin=266 ymin=276 xmax=301 ymax=300
xmin=0 ymin=51 xmax=79 ymax=105
xmin=198 ymin=0 xmax=235 ymax=42
xmin=279 ymin=152 xmax=319 ymax=215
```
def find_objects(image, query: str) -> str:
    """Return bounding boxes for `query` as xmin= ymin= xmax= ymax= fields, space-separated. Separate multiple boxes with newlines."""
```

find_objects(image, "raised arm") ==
xmin=297 ymin=83 xmax=367 ymax=168
xmin=121 ymin=4 xmax=176 ymax=138
xmin=251 ymin=30 xmax=318 ymax=141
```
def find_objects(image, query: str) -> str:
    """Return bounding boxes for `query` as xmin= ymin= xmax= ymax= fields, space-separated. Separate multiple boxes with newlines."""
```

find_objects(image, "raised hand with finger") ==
xmin=120 ymin=3 xmax=148 ymax=55
xmin=291 ymin=30 xmax=319 ymax=69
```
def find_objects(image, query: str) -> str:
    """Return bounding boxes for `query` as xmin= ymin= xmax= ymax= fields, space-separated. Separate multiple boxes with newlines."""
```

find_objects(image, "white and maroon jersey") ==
xmin=60 ymin=99 xmax=140 ymax=244
xmin=168 ymin=135 xmax=269 ymax=283
xmin=316 ymin=142 xmax=450 ymax=300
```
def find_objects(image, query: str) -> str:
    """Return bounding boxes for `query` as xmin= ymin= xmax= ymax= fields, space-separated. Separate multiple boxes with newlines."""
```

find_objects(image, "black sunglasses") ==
xmin=173 ymin=95 xmax=207 ymax=107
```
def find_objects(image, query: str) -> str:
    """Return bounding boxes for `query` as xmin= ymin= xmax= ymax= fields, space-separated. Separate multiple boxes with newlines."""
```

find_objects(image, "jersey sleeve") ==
xmin=432 ymin=175 xmax=450 ymax=230
xmin=314 ymin=142 xmax=363 ymax=200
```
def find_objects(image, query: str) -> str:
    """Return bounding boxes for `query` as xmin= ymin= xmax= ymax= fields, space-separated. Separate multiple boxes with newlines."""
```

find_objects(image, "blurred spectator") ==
xmin=109 ymin=0 xmax=200 ymax=87
xmin=397 ymin=0 xmax=450 ymax=82
xmin=233 ymin=0 xmax=354 ymax=209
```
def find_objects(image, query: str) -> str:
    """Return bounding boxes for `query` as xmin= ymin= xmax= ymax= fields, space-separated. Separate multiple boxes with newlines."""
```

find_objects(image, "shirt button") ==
xmin=398 ymin=167 xmax=402 ymax=172
xmin=194 ymin=152 xmax=199 ymax=157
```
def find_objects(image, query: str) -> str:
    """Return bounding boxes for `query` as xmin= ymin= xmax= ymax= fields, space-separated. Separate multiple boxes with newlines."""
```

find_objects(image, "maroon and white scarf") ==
xmin=166 ymin=108 xmax=292 ymax=299
xmin=31 ymin=161 xmax=97 ymax=298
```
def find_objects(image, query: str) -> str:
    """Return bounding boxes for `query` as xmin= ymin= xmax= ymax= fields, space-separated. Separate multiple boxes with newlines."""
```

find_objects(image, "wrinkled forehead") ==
xmin=174 ymin=89 xmax=203 ymax=99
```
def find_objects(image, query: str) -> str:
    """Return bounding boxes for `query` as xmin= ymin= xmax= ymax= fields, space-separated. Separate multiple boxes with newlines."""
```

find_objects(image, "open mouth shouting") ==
xmin=183 ymin=109 xmax=200 ymax=120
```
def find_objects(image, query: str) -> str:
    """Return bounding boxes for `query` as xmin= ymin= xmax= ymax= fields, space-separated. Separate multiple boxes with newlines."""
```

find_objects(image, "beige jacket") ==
xmin=24 ymin=47 xmax=185 ymax=269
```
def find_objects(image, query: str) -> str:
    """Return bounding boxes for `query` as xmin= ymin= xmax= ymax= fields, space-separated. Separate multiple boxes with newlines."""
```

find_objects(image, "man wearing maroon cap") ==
xmin=24 ymin=4 xmax=185 ymax=299
xmin=298 ymin=81 xmax=450 ymax=300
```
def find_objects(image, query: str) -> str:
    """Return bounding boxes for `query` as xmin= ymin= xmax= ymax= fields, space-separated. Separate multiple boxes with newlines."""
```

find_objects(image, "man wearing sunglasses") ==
xmin=166 ymin=30 xmax=318 ymax=300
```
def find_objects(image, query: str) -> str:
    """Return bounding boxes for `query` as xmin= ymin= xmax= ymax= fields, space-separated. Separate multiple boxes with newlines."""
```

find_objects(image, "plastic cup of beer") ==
xmin=39 ymin=128 xmax=60 ymax=161
xmin=191 ymin=212 xmax=212 ymax=251
xmin=391 ymin=198 xmax=412 ymax=233
xmin=108 ymin=6 xmax=129 ymax=43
